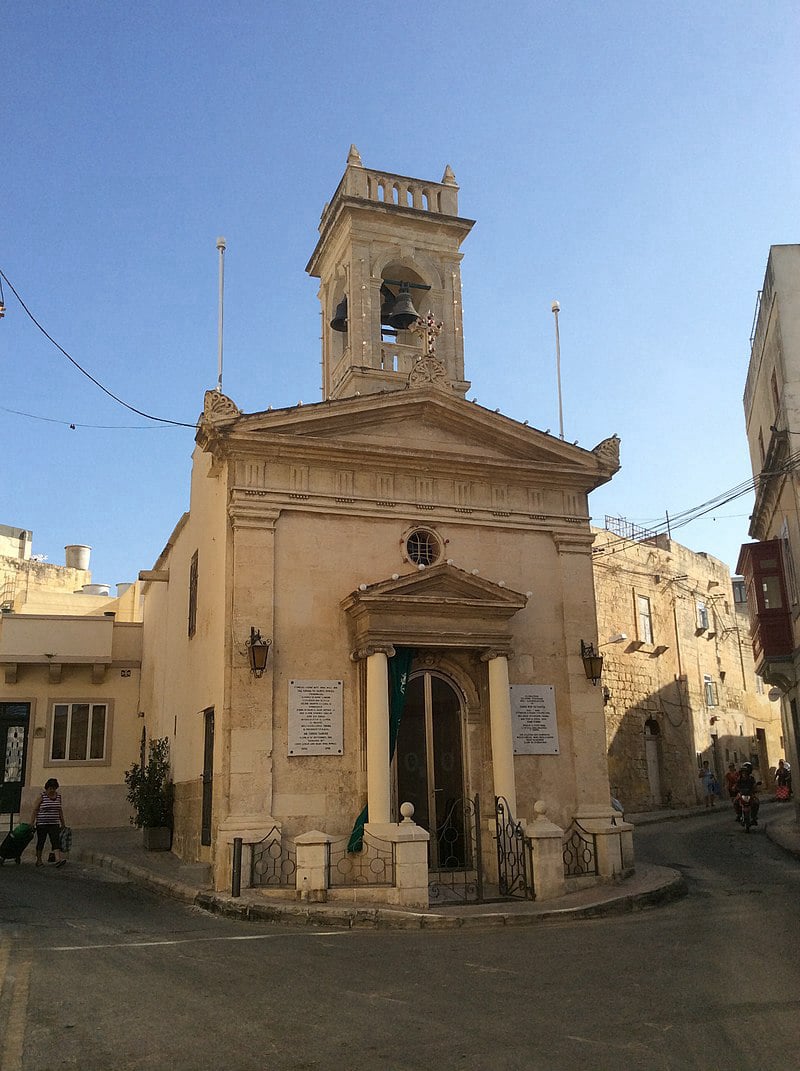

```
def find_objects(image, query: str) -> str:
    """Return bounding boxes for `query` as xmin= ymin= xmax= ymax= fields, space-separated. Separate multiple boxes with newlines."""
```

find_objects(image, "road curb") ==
xmin=73 ymin=848 xmax=686 ymax=929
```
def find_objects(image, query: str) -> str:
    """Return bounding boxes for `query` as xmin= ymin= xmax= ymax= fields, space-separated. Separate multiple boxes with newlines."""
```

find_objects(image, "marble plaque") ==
xmin=288 ymin=679 xmax=343 ymax=756
xmin=510 ymin=685 xmax=559 ymax=755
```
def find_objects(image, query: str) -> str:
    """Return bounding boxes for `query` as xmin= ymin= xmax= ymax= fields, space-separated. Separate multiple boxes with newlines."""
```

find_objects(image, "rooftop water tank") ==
xmin=65 ymin=544 xmax=91 ymax=570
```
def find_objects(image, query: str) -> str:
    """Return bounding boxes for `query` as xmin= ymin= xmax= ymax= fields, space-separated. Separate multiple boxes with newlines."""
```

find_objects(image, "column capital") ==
xmin=228 ymin=493 xmax=281 ymax=530
xmin=480 ymin=648 xmax=513 ymax=663
xmin=553 ymin=530 xmax=594 ymax=555
xmin=351 ymin=644 xmax=396 ymax=662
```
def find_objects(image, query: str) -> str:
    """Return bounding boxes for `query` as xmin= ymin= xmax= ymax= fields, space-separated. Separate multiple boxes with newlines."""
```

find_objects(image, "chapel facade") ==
xmin=138 ymin=149 xmax=628 ymax=900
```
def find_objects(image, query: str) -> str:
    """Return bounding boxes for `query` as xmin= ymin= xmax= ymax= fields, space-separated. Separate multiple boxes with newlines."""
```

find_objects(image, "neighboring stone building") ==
xmin=138 ymin=149 xmax=628 ymax=900
xmin=593 ymin=526 xmax=781 ymax=812
xmin=738 ymin=244 xmax=800 ymax=814
xmin=0 ymin=529 xmax=143 ymax=826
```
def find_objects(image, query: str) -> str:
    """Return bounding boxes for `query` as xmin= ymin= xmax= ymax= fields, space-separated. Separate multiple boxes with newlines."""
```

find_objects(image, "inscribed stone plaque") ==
xmin=288 ymin=680 xmax=343 ymax=756
xmin=510 ymin=685 xmax=559 ymax=754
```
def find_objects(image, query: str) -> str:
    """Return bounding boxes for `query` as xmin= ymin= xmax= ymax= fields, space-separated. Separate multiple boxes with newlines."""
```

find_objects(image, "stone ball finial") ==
xmin=400 ymin=801 xmax=415 ymax=824
xmin=533 ymin=800 xmax=548 ymax=820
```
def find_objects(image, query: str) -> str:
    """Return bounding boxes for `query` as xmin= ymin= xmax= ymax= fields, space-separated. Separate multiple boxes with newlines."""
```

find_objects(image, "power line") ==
xmin=0 ymin=268 xmax=197 ymax=429
xmin=595 ymin=450 xmax=800 ymax=559
xmin=0 ymin=405 xmax=176 ymax=431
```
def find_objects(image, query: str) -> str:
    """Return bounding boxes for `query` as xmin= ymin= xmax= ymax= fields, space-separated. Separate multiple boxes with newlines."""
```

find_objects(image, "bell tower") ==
xmin=306 ymin=146 xmax=474 ymax=401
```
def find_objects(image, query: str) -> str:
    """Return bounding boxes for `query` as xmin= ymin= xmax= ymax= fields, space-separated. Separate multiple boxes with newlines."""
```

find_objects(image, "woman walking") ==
xmin=32 ymin=778 xmax=67 ymax=868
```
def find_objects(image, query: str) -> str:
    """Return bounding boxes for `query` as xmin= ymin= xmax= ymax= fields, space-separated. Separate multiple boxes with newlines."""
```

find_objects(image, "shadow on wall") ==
xmin=606 ymin=677 xmax=698 ymax=812
xmin=606 ymin=674 xmax=778 ymax=812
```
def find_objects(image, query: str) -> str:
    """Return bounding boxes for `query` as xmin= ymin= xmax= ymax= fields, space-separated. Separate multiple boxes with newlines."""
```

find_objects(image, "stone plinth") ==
xmin=525 ymin=801 xmax=566 ymax=901
xmin=295 ymin=829 xmax=333 ymax=902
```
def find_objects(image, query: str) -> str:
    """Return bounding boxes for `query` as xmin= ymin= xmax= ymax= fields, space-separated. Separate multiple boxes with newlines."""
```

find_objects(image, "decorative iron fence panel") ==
xmin=428 ymin=794 xmax=483 ymax=904
xmin=495 ymin=795 xmax=534 ymax=900
xmin=562 ymin=820 xmax=598 ymax=877
xmin=329 ymin=829 xmax=394 ymax=887
xmin=250 ymin=826 xmax=297 ymax=888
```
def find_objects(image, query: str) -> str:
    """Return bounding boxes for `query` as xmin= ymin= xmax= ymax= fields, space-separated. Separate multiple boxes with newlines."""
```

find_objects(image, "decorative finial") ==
xmin=347 ymin=144 xmax=363 ymax=167
xmin=441 ymin=164 xmax=457 ymax=186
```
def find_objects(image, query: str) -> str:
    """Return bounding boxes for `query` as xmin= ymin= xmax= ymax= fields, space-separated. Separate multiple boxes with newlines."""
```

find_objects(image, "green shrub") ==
xmin=124 ymin=737 xmax=174 ymax=828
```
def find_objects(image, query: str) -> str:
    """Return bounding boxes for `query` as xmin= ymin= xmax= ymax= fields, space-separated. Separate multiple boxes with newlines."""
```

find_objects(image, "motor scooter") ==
xmin=737 ymin=792 xmax=755 ymax=832
xmin=735 ymin=781 xmax=761 ymax=832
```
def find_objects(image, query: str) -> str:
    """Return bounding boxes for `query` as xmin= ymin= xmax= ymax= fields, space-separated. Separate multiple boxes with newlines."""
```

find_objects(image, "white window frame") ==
xmin=704 ymin=675 xmax=718 ymax=707
xmin=636 ymin=594 xmax=653 ymax=645
xmin=780 ymin=518 xmax=798 ymax=607
xmin=47 ymin=701 xmax=110 ymax=766
xmin=696 ymin=601 xmax=709 ymax=631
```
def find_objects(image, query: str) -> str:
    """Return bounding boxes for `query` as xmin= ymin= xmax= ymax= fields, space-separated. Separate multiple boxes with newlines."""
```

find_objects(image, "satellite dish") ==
xmin=768 ymin=687 xmax=783 ymax=702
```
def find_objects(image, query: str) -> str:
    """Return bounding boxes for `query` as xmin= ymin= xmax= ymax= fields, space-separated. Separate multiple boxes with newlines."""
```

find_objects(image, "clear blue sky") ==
xmin=3 ymin=3 xmax=798 ymax=588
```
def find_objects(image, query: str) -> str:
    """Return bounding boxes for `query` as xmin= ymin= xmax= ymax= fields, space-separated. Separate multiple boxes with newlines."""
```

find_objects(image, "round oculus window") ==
xmin=405 ymin=529 xmax=441 ymax=566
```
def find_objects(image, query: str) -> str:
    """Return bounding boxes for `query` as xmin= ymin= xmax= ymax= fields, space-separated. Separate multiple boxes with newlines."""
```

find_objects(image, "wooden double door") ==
xmin=395 ymin=671 xmax=467 ymax=868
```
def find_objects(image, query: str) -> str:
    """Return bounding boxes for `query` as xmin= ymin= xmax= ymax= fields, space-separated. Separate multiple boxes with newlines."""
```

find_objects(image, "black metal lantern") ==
xmin=580 ymin=640 xmax=603 ymax=685
xmin=246 ymin=627 xmax=271 ymax=678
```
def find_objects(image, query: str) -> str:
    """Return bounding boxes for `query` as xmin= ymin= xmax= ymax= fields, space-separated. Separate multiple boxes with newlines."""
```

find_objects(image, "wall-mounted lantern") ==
xmin=580 ymin=640 xmax=604 ymax=685
xmin=246 ymin=627 xmax=271 ymax=678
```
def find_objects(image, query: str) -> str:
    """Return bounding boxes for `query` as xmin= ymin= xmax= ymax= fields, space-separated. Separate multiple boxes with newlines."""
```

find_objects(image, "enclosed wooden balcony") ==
xmin=736 ymin=539 xmax=794 ymax=674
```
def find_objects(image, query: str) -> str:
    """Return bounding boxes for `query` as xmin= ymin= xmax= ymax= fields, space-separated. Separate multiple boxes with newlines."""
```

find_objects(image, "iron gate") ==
xmin=494 ymin=795 xmax=534 ymax=900
xmin=428 ymin=794 xmax=483 ymax=903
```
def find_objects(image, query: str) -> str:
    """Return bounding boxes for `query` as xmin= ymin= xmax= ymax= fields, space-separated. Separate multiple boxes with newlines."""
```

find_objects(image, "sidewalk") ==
xmin=68 ymin=825 xmax=681 ymax=931
xmin=65 ymin=802 xmax=798 ymax=930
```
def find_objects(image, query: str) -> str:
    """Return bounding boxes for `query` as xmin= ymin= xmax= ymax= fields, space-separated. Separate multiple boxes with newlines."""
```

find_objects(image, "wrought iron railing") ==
xmin=562 ymin=821 xmax=598 ymax=878
xmin=250 ymin=826 xmax=297 ymax=888
xmin=328 ymin=829 xmax=394 ymax=887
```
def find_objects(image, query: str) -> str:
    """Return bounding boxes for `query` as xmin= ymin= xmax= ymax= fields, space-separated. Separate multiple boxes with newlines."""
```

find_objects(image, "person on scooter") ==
xmin=734 ymin=762 xmax=760 ymax=826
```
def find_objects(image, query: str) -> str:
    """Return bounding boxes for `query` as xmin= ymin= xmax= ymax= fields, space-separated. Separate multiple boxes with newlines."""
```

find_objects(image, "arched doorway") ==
xmin=395 ymin=670 xmax=466 ymax=867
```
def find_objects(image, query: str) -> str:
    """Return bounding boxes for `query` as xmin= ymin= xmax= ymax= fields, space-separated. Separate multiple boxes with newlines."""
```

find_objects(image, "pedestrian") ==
xmin=31 ymin=778 xmax=67 ymax=868
xmin=775 ymin=758 xmax=792 ymax=801
xmin=724 ymin=763 xmax=740 ymax=802
xmin=699 ymin=760 xmax=717 ymax=807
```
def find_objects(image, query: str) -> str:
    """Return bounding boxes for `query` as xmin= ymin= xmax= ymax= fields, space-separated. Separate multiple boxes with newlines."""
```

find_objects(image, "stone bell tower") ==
xmin=306 ymin=145 xmax=475 ymax=401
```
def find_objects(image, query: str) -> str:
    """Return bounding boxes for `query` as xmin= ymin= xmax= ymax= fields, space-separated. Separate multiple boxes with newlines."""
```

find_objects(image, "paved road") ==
xmin=1 ymin=809 xmax=798 ymax=1071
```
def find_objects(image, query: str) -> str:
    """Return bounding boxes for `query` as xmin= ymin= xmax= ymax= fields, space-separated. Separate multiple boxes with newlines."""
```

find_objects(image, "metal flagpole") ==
xmin=216 ymin=237 xmax=226 ymax=393
xmin=552 ymin=300 xmax=564 ymax=440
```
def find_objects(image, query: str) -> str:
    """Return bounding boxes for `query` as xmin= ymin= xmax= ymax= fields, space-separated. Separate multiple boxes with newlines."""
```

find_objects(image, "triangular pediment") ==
xmin=341 ymin=562 xmax=528 ymax=653
xmin=352 ymin=562 xmax=527 ymax=607
xmin=204 ymin=387 xmax=619 ymax=481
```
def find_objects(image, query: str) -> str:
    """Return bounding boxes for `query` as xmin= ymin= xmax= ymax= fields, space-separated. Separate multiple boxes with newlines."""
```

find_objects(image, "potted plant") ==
xmin=125 ymin=737 xmax=174 ymax=850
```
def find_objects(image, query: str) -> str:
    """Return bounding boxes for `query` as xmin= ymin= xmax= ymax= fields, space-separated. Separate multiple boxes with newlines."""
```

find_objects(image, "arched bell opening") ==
xmin=379 ymin=263 xmax=430 ymax=344
xmin=328 ymin=286 xmax=349 ymax=368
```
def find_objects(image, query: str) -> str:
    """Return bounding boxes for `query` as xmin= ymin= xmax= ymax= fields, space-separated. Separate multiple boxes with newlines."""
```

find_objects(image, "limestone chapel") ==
xmin=138 ymin=147 xmax=629 ymax=901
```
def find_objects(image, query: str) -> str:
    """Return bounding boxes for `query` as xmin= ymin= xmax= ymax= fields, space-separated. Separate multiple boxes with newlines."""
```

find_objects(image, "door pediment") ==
xmin=342 ymin=563 xmax=528 ymax=653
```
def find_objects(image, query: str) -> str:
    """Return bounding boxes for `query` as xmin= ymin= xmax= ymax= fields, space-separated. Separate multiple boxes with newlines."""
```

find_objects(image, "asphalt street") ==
xmin=1 ymin=809 xmax=798 ymax=1071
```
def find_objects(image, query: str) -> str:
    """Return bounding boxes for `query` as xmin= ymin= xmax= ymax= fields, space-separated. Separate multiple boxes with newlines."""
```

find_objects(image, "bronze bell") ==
xmin=330 ymin=297 xmax=348 ymax=332
xmin=388 ymin=285 xmax=420 ymax=330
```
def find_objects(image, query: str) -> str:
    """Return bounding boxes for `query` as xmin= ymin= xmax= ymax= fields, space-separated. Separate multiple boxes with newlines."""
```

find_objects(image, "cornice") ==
xmin=750 ymin=428 xmax=790 ymax=540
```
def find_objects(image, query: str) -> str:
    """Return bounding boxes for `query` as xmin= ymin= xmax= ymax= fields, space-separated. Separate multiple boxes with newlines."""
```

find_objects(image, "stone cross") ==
xmin=411 ymin=310 xmax=444 ymax=356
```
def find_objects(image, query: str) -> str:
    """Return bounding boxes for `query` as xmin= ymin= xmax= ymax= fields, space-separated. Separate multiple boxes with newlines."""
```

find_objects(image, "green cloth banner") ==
xmin=347 ymin=647 xmax=414 ymax=852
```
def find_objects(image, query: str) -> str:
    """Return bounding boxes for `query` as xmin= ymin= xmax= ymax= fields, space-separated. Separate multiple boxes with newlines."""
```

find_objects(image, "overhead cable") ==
xmin=0 ymin=268 xmax=196 ymax=429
